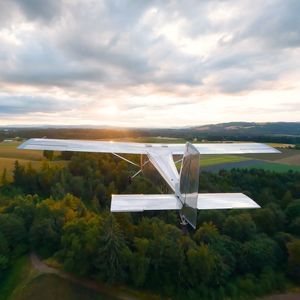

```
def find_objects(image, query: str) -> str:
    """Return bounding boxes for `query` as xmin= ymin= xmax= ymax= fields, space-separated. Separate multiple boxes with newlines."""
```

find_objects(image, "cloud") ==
xmin=240 ymin=0 xmax=300 ymax=49
xmin=13 ymin=0 xmax=62 ymax=23
xmin=0 ymin=0 xmax=299 ymax=126
xmin=0 ymin=94 xmax=75 ymax=115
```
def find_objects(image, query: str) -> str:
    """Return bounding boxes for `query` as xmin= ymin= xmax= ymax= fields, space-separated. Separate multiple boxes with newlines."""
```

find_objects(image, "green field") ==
xmin=0 ymin=255 xmax=114 ymax=300
xmin=251 ymin=162 xmax=300 ymax=173
xmin=200 ymin=154 xmax=250 ymax=167
xmin=0 ymin=256 xmax=36 ymax=300
xmin=12 ymin=274 xmax=115 ymax=300
xmin=244 ymin=149 xmax=300 ymax=166
xmin=0 ymin=254 xmax=158 ymax=300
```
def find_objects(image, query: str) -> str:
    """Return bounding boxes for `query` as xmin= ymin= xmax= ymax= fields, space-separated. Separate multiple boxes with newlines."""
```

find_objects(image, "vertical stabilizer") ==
xmin=179 ymin=143 xmax=200 ymax=229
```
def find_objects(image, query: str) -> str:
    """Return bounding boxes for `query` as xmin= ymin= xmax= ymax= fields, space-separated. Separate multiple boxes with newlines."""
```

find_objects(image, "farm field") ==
xmin=252 ymin=162 xmax=300 ymax=172
xmin=244 ymin=149 xmax=300 ymax=166
xmin=0 ymin=142 xmax=43 ymax=160
xmin=202 ymin=160 xmax=300 ymax=173
xmin=200 ymin=146 xmax=300 ymax=171
xmin=0 ymin=141 xmax=67 ymax=182
xmin=200 ymin=154 xmax=250 ymax=167
xmin=0 ymin=157 xmax=67 ymax=182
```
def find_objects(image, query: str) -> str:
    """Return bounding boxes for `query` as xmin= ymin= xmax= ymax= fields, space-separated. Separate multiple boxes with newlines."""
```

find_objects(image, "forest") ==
xmin=0 ymin=151 xmax=300 ymax=299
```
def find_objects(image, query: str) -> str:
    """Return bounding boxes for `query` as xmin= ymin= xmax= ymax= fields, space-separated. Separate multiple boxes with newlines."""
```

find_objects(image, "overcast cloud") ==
xmin=0 ymin=0 xmax=299 ymax=127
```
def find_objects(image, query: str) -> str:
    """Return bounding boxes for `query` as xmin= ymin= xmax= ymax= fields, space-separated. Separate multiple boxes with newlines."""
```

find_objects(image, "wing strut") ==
xmin=112 ymin=152 xmax=140 ymax=167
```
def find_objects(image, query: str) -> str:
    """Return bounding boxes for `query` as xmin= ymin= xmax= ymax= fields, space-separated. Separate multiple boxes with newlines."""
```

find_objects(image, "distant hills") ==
xmin=1 ymin=122 xmax=300 ymax=135
xmin=145 ymin=122 xmax=300 ymax=144
xmin=1 ymin=122 xmax=300 ymax=144
xmin=191 ymin=122 xmax=300 ymax=136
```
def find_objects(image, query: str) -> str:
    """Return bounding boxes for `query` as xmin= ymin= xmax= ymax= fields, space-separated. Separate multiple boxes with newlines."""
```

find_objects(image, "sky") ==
xmin=0 ymin=0 xmax=299 ymax=127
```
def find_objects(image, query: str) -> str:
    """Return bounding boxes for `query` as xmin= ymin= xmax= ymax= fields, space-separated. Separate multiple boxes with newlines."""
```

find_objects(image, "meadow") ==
xmin=0 ymin=255 xmax=115 ymax=300
xmin=201 ymin=147 xmax=300 ymax=173
xmin=244 ymin=148 xmax=300 ymax=165
xmin=0 ymin=142 xmax=43 ymax=160
xmin=200 ymin=154 xmax=250 ymax=167
xmin=0 ymin=142 xmax=66 ymax=182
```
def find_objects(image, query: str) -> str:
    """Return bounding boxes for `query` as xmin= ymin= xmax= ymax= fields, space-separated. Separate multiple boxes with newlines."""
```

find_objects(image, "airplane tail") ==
xmin=178 ymin=142 xmax=200 ymax=228
xmin=110 ymin=142 xmax=260 ymax=229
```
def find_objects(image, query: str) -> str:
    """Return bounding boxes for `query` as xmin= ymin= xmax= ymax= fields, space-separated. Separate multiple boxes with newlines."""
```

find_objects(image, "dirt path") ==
xmin=30 ymin=252 xmax=138 ymax=300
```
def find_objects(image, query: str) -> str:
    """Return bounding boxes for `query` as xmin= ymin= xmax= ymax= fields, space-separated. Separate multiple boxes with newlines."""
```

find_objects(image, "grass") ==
xmin=0 ymin=255 xmax=115 ymax=300
xmin=0 ymin=141 xmax=67 ymax=183
xmin=1 ymin=254 xmax=159 ymax=300
xmin=202 ymin=160 xmax=300 ymax=173
xmin=250 ymin=162 xmax=300 ymax=173
xmin=0 ymin=255 xmax=35 ymax=300
xmin=276 ymin=155 xmax=300 ymax=166
xmin=0 ymin=158 xmax=67 ymax=183
xmin=0 ymin=142 xmax=43 ymax=161
xmin=12 ymin=274 xmax=115 ymax=300
xmin=243 ymin=149 xmax=300 ymax=163
xmin=200 ymin=155 xmax=250 ymax=167
xmin=0 ymin=158 xmax=43 ymax=181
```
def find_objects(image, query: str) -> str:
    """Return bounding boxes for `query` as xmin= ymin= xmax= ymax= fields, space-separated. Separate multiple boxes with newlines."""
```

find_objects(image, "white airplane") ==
xmin=19 ymin=139 xmax=279 ymax=228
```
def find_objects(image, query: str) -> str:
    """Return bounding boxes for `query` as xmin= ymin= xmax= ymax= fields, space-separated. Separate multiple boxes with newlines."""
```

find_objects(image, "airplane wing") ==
xmin=18 ymin=138 xmax=150 ymax=154
xmin=19 ymin=138 xmax=279 ymax=193
xmin=111 ymin=193 xmax=259 ymax=212
xmin=19 ymin=138 xmax=267 ymax=228
xmin=19 ymin=138 xmax=280 ymax=155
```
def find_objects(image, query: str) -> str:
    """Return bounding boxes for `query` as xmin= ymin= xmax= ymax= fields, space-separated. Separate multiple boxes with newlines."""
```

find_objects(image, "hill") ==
xmin=1 ymin=122 xmax=300 ymax=144
xmin=192 ymin=122 xmax=300 ymax=137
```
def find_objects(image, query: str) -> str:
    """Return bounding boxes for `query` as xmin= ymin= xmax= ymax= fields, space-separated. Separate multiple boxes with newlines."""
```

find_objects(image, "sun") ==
xmin=101 ymin=105 xmax=119 ymax=116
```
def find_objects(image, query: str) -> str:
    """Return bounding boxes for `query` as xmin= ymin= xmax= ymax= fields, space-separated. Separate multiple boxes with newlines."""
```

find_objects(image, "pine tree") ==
xmin=96 ymin=214 xmax=128 ymax=283
xmin=282 ymin=190 xmax=293 ymax=208
xmin=1 ymin=168 xmax=8 ymax=186
xmin=13 ymin=160 xmax=25 ymax=188
xmin=43 ymin=150 xmax=54 ymax=161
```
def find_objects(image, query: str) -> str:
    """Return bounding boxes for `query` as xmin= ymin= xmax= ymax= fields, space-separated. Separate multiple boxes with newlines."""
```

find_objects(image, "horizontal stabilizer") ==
xmin=111 ymin=194 xmax=181 ymax=212
xmin=197 ymin=193 xmax=260 ymax=209
xmin=111 ymin=193 xmax=259 ymax=212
